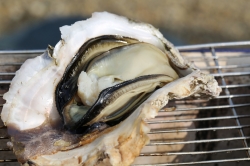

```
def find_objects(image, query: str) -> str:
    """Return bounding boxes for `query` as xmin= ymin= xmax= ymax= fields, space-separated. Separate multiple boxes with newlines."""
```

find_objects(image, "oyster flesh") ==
xmin=1 ymin=12 xmax=221 ymax=166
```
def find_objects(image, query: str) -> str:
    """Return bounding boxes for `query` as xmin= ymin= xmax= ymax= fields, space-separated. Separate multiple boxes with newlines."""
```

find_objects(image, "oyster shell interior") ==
xmin=0 ymin=12 xmax=221 ymax=166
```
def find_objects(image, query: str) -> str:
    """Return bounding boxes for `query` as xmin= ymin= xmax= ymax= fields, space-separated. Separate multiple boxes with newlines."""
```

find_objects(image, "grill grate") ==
xmin=1 ymin=41 xmax=250 ymax=165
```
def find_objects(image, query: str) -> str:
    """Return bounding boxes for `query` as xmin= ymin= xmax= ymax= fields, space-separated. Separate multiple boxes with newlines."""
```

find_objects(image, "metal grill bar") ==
xmin=176 ymin=41 xmax=250 ymax=50
xmin=148 ymin=136 xmax=250 ymax=145
xmin=0 ymin=63 xmax=23 ymax=66
xmin=0 ymin=72 xmax=15 ymax=76
xmin=0 ymin=50 xmax=43 ymax=54
xmin=158 ymin=103 xmax=250 ymax=112
xmin=140 ymin=147 xmax=250 ymax=156
xmin=147 ymin=115 xmax=250 ymax=124
xmin=149 ymin=125 xmax=250 ymax=134
xmin=0 ymin=136 xmax=9 ymax=139
xmin=0 ymin=159 xmax=18 ymax=162
xmin=215 ymin=94 xmax=250 ymax=99
xmin=133 ymin=158 xmax=250 ymax=166
xmin=220 ymin=83 xmax=250 ymax=88
xmin=212 ymin=71 xmax=250 ymax=77
xmin=200 ymin=64 xmax=250 ymax=70
xmin=185 ymin=54 xmax=250 ymax=61
xmin=0 ymin=148 xmax=11 ymax=151
xmin=0 ymin=80 xmax=11 ymax=84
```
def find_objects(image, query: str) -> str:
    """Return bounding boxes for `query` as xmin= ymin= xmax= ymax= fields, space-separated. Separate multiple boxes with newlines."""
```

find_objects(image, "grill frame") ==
xmin=0 ymin=41 xmax=250 ymax=165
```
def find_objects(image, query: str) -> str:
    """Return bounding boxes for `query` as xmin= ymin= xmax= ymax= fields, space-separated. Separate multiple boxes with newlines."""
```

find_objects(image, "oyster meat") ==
xmin=1 ymin=12 xmax=221 ymax=166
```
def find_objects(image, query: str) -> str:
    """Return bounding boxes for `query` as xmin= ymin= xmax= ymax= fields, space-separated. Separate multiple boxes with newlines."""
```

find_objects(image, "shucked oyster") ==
xmin=1 ymin=12 xmax=221 ymax=166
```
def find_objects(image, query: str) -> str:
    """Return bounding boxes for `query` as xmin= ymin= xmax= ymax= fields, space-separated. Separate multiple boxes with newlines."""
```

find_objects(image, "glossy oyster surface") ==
xmin=56 ymin=40 xmax=178 ymax=133
xmin=1 ymin=12 xmax=221 ymax=166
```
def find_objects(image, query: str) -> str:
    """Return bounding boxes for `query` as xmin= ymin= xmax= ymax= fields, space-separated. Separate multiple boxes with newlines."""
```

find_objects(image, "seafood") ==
xmin=56 ymin=40 xmax=178 ymax=133
xmin=1 ymin=12 xmax=221 ymax=166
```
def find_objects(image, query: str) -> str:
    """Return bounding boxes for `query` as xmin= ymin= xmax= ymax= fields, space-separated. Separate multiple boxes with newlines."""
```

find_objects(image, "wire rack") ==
xmin=1 ymin=41 xmax=250 ymax=166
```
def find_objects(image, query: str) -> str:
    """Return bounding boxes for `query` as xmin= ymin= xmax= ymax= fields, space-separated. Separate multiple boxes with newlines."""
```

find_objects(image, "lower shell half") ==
xmin=0 ymin=12 xmax=221 ymax=166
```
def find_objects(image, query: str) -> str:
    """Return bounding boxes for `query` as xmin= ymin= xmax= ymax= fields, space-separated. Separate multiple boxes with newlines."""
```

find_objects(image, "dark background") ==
xmin=0 ymin=0 xmax=249 ymax=50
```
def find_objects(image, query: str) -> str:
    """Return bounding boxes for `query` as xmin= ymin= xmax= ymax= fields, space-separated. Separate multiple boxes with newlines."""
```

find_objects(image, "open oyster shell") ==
xmin=1 ymin=12 xmax=221 ymax=166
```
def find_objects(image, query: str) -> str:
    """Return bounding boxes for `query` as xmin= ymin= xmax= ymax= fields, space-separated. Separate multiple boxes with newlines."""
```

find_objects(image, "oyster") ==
xmin=1 ymin=12 xmax=221 ymax=166
xmin=57 ymin=40 xmax=178 ymax=133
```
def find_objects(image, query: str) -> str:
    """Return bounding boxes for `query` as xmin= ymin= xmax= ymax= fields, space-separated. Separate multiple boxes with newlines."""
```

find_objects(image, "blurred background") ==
xmin=0 ymin=0 xmax=249 ymax=50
